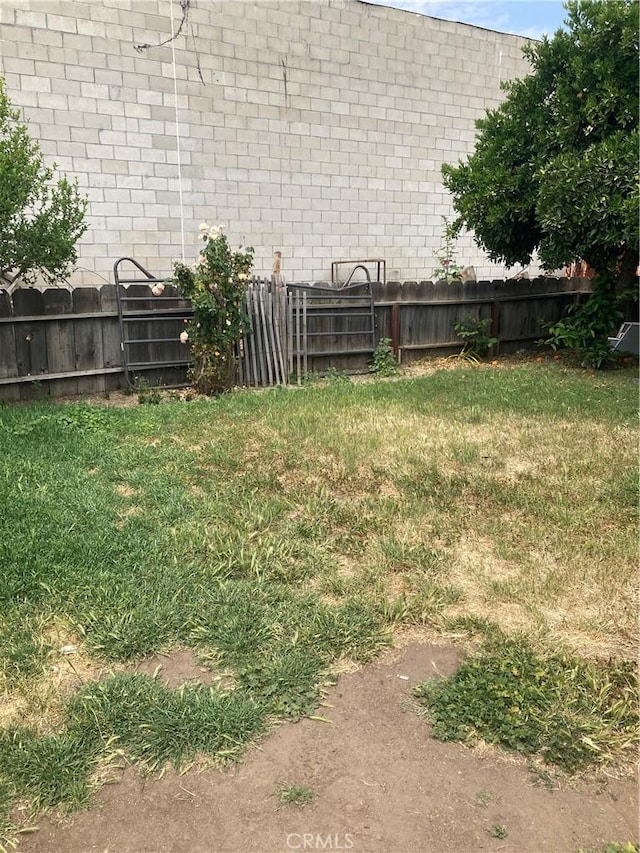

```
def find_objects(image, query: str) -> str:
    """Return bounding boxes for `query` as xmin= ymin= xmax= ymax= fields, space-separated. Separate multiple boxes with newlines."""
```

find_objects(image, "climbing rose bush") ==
xmin=172 ymin=223 xmax=254 ymax=394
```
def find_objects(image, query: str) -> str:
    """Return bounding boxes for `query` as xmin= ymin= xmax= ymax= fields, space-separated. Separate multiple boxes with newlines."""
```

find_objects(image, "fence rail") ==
xmin=0 ymin=277 xmax=601 ymax=400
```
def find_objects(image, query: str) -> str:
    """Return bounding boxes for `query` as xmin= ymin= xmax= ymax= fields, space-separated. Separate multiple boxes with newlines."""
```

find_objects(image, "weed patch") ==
xmin=369 ymin=338 xmax=399 ymax=377
xmin=277 ymin=784 xmax=314 ymax=808
xmin=67 ymin=673 xmax=266 ymax=769
xmin=0 ymin=728 xmax=96 ymax=813
xmin=414 ymin=637 xmax=638 ymax=773
xmin=0 ymin=673 xmax=267 ymax=827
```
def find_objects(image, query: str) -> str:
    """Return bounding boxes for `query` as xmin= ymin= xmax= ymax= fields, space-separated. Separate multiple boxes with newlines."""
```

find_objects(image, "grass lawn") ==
xmin=0 ymin=361 xmax=637 ymax=839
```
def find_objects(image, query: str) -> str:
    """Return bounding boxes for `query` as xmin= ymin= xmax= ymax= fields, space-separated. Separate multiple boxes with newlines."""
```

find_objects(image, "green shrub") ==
xmin=370 ymin=338 xmax=399 ymax=376
xmin=452 ymin=316 xmax=498 ymax=358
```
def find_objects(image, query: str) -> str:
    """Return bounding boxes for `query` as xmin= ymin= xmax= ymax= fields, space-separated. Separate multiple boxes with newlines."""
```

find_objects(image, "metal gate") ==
xmin=113 ymin=257 xmax=193 ymax=389
xmin=287 ymin=281 xmax=377 ymax=381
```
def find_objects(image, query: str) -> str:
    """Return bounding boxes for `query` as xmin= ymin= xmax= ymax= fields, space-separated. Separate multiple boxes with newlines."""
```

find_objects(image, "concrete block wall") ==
xmin=0 ymin=0 xmax=536 ymax=284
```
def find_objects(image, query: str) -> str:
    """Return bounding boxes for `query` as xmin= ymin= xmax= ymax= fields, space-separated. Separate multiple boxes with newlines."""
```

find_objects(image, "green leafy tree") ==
xmin=0 ymin=75 xmax=87 ymax=287
xmin=442 ymin=0 xmax=638 ymax=366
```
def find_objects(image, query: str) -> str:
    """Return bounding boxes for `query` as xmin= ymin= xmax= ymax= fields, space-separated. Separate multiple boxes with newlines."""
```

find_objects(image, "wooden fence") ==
xmin=292 ymin=277 xmax=595 ymax=373
xmin=373 ymin=277 xmax=590 ymax=365
xmin=0 ymin=277 xmax=599 ymax=400
xmin=0 ymin=286 xmax=123 ymax=401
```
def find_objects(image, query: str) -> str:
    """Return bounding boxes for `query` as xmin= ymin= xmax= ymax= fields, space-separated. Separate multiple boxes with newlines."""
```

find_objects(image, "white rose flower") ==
xmin=180 ymin=331 xmax=189 ymax=344
xmin=198 ymin=222 xmax=208 ymax=232
xmin=209 ymin=226 xmax=221 ymax=238
xmin=151 ymin=283 xmax=165 ymax=296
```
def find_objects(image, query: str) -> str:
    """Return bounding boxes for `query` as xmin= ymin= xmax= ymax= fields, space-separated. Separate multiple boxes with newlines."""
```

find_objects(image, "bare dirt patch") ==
xmin=127 ymin=647 xmax=239 ymax=694
xmin=128 ymin=648 xmax=217 ymax=689
xmin=20 ymin=642 xmax=637 ymax=853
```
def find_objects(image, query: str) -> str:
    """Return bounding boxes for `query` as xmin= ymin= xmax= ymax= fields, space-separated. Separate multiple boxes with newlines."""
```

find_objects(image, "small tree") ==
xmin=0 ymin=76 xmax=87 ymax=288
xmin=442 ymin=0 xmax=638 ymax=366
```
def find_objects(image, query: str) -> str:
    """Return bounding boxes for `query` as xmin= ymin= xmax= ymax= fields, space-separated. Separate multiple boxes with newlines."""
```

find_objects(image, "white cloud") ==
xmin=514 ymin=25 xmax=547 ymax=40
xmin=364 ymin=0 xmax=534 ymax=38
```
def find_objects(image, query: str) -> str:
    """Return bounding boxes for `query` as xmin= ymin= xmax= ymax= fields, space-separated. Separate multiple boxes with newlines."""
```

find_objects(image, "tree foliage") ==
xmin=0 ymin=76 xmax=87 ymax=287
xmin=442 ymin=1 xmax=638 ymax=365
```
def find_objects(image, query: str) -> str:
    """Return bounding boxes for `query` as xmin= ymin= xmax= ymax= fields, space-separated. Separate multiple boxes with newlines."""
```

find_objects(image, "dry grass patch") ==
xmin=232 ymin=383 xmax=637 ymax=658
xmin=1 ymin=624 xmax=112 ymax=736
xmin=113 ymin=484 xmax=138 ymax=499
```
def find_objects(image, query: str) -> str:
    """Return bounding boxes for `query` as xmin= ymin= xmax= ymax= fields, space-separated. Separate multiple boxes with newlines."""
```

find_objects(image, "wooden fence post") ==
xmin=390 ymin=302 xmax=400 ymax=356
xmin=490 ymin=299 xmax=500 ymax=356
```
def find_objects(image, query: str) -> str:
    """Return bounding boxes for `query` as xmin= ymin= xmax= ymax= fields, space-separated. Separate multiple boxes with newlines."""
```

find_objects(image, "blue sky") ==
xmin=364 ymin=0 xmax=569 ymax=39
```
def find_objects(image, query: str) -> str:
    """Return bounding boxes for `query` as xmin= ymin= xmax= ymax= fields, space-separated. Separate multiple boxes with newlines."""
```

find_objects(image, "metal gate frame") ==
xmin=113 ymin=257 xmax=193 ymax=390
xmin=287 ymin=281 xmax=377 ymax=382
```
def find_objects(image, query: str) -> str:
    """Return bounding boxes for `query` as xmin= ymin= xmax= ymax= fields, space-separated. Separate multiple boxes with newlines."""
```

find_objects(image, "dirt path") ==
xmin=21 ymin=642 xmax=637 ymax=853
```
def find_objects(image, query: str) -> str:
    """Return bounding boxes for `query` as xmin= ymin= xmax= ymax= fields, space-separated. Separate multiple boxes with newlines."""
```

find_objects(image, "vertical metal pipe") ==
xmin=295 ymin=289 xmax=301 ymax=385
xmin=287 ymin=288 xmax=293 ymax=383
xmin=302 ymin=290 xmax=308 ymax=380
